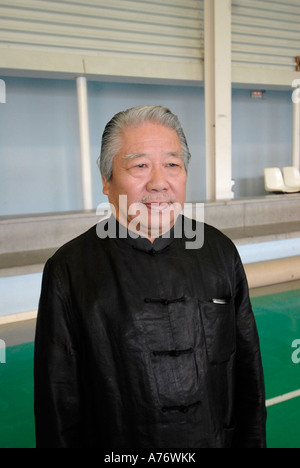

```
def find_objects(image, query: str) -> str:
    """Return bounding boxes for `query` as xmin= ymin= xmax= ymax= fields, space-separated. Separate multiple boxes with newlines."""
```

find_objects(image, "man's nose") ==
xmin=146 ymin=166 xmax=170 ymax=192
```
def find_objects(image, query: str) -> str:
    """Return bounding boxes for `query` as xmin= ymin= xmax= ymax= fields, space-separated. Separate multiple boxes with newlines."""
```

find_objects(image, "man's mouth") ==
xmin=140 ymin=195 xmax=174 ymax=210
xmin=143 ymin=201 xmax=171 ymax=211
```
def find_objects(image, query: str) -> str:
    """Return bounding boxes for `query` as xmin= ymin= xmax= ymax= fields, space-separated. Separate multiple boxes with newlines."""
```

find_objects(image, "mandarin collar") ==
xmin=109 ymin=216 xmax=181 ymax=253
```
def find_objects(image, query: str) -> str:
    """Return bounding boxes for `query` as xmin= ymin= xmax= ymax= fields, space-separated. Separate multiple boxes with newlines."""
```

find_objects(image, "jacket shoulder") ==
xmin=45 ymin=224 xmax=101 ymax=271
xmin=204 ymin=222 xmax=235 ymax=247
xmin=201 ymin=222 xmax=241 ymax=264
xmin=184 ymin=216 xmax=236 ymax=249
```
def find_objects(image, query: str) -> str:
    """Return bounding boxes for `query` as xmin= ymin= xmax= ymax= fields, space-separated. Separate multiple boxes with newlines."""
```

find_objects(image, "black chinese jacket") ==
xmin=34 ymin=217 xmax=267 ymax=448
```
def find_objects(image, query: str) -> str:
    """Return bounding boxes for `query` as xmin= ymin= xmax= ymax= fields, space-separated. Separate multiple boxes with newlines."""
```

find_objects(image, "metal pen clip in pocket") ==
xmin=212 ymin=298 xmax=228 ymax=305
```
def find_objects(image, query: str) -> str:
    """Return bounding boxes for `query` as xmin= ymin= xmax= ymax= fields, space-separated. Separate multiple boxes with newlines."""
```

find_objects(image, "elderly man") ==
xmin=34 ymin=105 xmax=266 ymax=448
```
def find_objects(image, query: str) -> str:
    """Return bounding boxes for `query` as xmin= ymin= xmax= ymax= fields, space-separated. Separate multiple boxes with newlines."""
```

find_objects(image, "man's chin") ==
xmin=130 ymin=210 xmax=178 ymax=239
xmin=117 ymin=200 xmax=183 ymax=239
xmin=143 ymin=202 xmax=172 ymax=213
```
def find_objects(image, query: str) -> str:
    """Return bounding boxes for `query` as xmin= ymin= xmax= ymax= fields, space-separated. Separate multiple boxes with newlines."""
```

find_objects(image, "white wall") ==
xmin=0 ymin=78 xmax=206 ymax=216
xmin=232 ymin=89 xmax=293 ymax=197
xmin=0 ymin=78 xmax=82 ymax=215
xmin=0 ymin=77 xmax=294 ymax=216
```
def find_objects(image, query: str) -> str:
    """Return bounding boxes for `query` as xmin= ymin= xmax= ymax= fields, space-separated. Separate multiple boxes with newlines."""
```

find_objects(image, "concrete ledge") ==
xmin=223 ymin=222 xmax=300 ymax=245
xmin=0 ymin=248 xmax=57 ymax=277
xmin=0 ymin=311 xmax=37 ymax=326
xmin=245 ymin=256 xmax=300 ymax=289
xmin=203 ymin=194 xmax=300 ymax=230
xmin=1 ymin=195 xmax=300 ymax=277
xmin=1 ymin=195 xmax=300 ymax=254
xmin=0 ymin=210 xmax=99 ymax=255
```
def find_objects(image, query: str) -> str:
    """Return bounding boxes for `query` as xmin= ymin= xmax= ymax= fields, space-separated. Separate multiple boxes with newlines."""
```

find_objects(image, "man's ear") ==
xmin=102 ymin=176 xmax=110 ymax=196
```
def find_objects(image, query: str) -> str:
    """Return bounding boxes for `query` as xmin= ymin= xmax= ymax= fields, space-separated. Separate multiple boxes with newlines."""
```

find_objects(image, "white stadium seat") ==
xmin=283 ymin=167 xmax=300 ymax=190
xmin=264 ymin=167 xmax=300 ymax=193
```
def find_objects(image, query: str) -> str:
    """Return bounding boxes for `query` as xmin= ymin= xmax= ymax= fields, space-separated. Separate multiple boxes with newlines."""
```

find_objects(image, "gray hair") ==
xmin=97 ymin=105 xmax=191 ymax=181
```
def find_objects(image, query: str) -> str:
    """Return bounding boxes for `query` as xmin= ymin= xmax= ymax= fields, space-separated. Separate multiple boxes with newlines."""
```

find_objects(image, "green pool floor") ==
xmin=251 ymin=289 xmax=300 ymax=448
xmin=1 ymin=289 xmax=300 ymax=448
xmin=0 ymin=342 xmax=35 ymax=448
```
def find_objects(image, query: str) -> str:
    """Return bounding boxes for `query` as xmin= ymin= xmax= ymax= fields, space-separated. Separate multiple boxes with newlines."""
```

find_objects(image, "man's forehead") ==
xmin=117 ymin=122 xmax=183 ymax=161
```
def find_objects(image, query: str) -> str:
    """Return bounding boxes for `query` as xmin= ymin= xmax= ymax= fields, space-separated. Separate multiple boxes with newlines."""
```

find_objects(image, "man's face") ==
xmin=102 ymin=122 xmax=187 ymax=240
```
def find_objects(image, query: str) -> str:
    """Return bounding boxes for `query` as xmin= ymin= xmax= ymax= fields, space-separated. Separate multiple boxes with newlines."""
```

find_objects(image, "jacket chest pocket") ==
xmin=199 ymin=299 xmax=236 ymax=364
xmin=136 ymin=297 xmax=205 ymax=407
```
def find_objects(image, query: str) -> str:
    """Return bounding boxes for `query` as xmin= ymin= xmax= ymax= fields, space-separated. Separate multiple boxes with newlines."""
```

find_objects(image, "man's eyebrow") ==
xmin=165 ymin=151 xmax=184 ymax=159
xmin=122 ymin=151 xmax=184 ymax=160
xmin=122 ymin=153 xmax=146 ymax=160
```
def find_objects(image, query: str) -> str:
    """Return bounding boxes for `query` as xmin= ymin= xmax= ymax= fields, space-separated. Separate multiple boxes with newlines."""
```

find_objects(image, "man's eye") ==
xmin=168 ymin=163 xmax=178 ymax=167
xmin=137 ymin=163 xmax=146 ymax=168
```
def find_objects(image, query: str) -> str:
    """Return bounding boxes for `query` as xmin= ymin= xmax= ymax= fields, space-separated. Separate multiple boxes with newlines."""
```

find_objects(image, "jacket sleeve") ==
xmin=34 ymin=258 xmax=82 ymax=448
xmin=232 ymin=251 xmax=267 ymax=448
